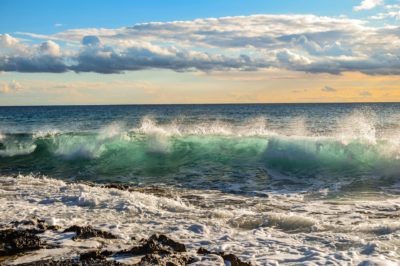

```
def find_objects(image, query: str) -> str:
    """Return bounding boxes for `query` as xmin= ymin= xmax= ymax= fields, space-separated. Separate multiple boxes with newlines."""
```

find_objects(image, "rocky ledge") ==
xmin=0 ymin=218 xmax=252 ymax=266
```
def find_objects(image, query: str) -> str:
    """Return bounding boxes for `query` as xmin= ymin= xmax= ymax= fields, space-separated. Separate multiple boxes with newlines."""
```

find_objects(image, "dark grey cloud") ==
xmin=70 ymin=44 xmax=268 ymax=74
xmin=0 ymin=55 xmax=68 ymax=73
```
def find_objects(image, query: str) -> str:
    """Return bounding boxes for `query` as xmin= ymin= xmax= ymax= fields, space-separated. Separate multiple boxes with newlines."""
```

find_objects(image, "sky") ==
xmin=0 ymin=0 xmax=400 ymax=105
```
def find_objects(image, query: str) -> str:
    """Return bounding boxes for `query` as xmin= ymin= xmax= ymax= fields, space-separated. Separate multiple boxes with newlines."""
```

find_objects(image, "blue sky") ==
xmin=0 ymin=0 xmax=381 ymax=34
xmin=0 ymin=0 xmax=399 ymax=104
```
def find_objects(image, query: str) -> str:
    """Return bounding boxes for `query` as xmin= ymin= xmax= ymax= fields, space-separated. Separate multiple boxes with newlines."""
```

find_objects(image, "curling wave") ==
xmin=1 ymin=116 xmax=400 ymax=192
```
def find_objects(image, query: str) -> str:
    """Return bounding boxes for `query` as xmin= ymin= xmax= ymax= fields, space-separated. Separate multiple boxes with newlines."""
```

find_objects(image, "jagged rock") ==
xmin=0 ymin=229 xmax=43 ymax=255
xmin=12 ymin=259 xmax=76 ymax=266
xmin=197 ymin=247 xmax=210 ymax=255
xmin=10 ymin=218 xmax=60 ymax=232
xmin=138 ymin=253 xmax=195 ymax=266
xmin=1 ymin=221 xmax=250 ymax=266
xmin=129 ymin=234 xmax=186 ymax=255
xmin=197 ymin=247 xmax=252 ymax=266
xmin=14 ymin=258 xmax=122 ymax=266
xmin=79 ymin=249 xmax=106 ymax=261
xmin=63 ymin=225 xmax=117 ymax=240
xmin=221 ymin=253 xmax=252 ymax=266
xmin=10 ymin=219 xmax=37 ymax=227
xmin=103 ymin=183 xmax=130 ymax=190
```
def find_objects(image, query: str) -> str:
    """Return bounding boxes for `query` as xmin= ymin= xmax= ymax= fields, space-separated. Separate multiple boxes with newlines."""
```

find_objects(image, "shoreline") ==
xmin=1 ymin=175 xmax=400 ymax=265
xmin=1 ymin=218 xmax=251 ymax=265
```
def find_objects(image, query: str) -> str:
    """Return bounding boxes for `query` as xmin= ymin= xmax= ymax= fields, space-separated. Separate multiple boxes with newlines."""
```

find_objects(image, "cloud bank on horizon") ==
xmin=0 ymin=1 xmax=400 ymax=77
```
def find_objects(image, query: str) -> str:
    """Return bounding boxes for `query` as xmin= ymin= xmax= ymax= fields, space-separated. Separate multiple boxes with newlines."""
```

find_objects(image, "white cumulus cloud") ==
xmin=354 ymin=0 xmax=384 ymax=11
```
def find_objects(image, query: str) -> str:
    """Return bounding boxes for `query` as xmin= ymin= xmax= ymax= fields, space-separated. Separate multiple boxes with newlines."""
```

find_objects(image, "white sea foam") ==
xmin=1 ymin=174 xmax=400 ymax=265
xmin=0 ymin=143 xmax=37 ymax=157
xmin=33 ymin=128 xmax=61 ymax=139
xmin=133 ymin=116 xmax=275 ymax=137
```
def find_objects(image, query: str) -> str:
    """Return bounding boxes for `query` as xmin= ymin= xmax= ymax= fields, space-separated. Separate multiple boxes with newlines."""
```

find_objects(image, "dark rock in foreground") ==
xmin=198 ymin=247 xmax=252 ymax=266
xmin=139 ymin=253 xmax=195 ymax=265
xmin=129 ymin=234 xmax=187 ymax=255
xmin=0 ymin=229 xmax=43 ymax=255
xmin=64 ymin=225 xmax=118 ymax=240
xmin=1 ymin=219 xmax=253 ymax=266
xmin=14 ymin=258 xmax=122 ymax=266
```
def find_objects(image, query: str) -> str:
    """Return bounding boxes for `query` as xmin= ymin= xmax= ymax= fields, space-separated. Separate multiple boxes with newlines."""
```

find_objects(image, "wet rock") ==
xmin=0 ymin=229 xmax=43 ymax=255
xmin=197 ymin=247 xmax=252 ymax=266
xmin=14 ymin=258 xmax=122 ymax=266
xmin=138 ymin=253 xmax=195 ymax=266
xmin=79 ymin=249 xmax=106 ymax=261
xmin=10 ymin=218 xmax=61 ymax=232
xmin=12 ymin=259 xmax=76 ymax=266
xmin=10 ymin=219 xmax=37 ymax=227
xmin=129 ymin=234 xmax=186 ymax=255
xmin=103 ymin=183 xmax=130 ymax=191
xmin=129 ymin=187 xmax=176 ymax=199
xmin=64 ymin=225 xmax=117 ymax=240
xmin=221 ymin=253 xmax=252 ymax=266
xmin=197 ymin=247 xmax=211 ymax=255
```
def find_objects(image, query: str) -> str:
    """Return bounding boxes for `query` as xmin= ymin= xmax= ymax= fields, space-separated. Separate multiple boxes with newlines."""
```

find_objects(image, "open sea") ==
xmin=1 ymin=103 xmax=400 ymax=265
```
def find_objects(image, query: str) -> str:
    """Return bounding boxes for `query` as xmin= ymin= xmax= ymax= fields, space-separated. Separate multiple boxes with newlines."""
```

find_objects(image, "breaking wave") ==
xmin=1 ymin=114 xmax=400 ymax=192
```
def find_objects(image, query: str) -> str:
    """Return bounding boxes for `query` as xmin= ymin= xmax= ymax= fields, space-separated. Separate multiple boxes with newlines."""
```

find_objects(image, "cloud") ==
xmin=39 ymin=40 xmax=61 ymax=56
xmin=82 ymin=35 xmax=101 ymax=47
xmin=370 ymin=4 xmax=400 ymax=20
xmin=1 ymin=14 xmax=400 ymax=75
xmin=0 ymin=80 xmax=22 ymax=93
xmin=0 ymin=34 xmax=19 ymax=47
xmin=0 ymin=55 xmax=68 ymax=73
xmin=322 ymin=86 xmax=336 ymax=92
xmin=354 ymin=0 xmax=384 ymax=11
xmin=70 ymin=43 xmax=265 ymax=73
xmin=359 ymin=90 xmax=372 ymax=96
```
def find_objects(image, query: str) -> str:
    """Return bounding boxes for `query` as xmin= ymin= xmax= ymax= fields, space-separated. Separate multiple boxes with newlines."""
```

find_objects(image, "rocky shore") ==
xmin=0 ymin=218 xmax=252 ymax=266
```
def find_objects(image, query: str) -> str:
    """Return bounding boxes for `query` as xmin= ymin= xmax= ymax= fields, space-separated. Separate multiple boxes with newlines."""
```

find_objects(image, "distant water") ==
xmin=2 ymin=103 xmax=400 ymax=265
xmin=1 ymin=103 xmax=400 ymax=193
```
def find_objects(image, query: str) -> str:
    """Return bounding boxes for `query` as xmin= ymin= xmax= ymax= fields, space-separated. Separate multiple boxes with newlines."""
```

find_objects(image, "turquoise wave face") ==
xmin=1 ymin=129 xmax=399 ymax=192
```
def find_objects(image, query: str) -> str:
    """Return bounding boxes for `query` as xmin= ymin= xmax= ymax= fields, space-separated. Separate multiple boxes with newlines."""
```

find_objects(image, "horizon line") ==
xmin=1 ymin=101 xmax=400 ymax=107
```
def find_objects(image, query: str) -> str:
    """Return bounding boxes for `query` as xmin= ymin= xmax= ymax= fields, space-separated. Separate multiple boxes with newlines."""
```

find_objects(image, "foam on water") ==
xmin=1 ymin=174 xmax=400 ymax=265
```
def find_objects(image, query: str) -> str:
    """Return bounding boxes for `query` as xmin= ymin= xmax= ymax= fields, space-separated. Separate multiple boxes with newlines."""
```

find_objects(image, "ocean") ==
xmin=1 ymin=103 xmax=400 ymax=265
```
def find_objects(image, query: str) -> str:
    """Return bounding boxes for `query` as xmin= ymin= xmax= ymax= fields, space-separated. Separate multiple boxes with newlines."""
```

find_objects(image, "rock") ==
xmin=138 ymin=253 xmax=195 ymax=266
xmin=197 ymin=247 xmax=252 ymax=266
xmin=10 ymin=218 xmax=60 ymax=232
xmin=12 ymin=259 xmax=76 ymax=266
xmin=221 ymin=253 xmax=252 ymax=266
xmin=197 ymin=247 xmax=210 ymax=255
xmin=14 ymin=258 xmax=122 ymax=266
xmin=13 ymin=249 xmax=121 ymax=266
xmin=79 ymin=249 xmax=106 ymax=261
xmin=103 ymin=183 xmax=130 ymax=190
xmin=10 ymin=219 xmax=37 ymax=227
xmin=129 ymin=234 xmax=186 ymax=255
xmin=63 ymin=225 xmax=117 ymax=240
xmin=0 ymin=229 xmax=43 ymax=255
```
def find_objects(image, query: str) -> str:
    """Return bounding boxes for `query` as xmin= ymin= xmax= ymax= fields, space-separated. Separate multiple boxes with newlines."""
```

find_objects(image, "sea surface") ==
xmin=1 ymin=103 xmax=400 ymax=265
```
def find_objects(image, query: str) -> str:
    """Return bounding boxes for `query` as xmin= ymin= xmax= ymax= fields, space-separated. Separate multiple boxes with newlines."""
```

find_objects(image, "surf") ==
xmin=1 ymin=115 xmax=400 ymax=193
